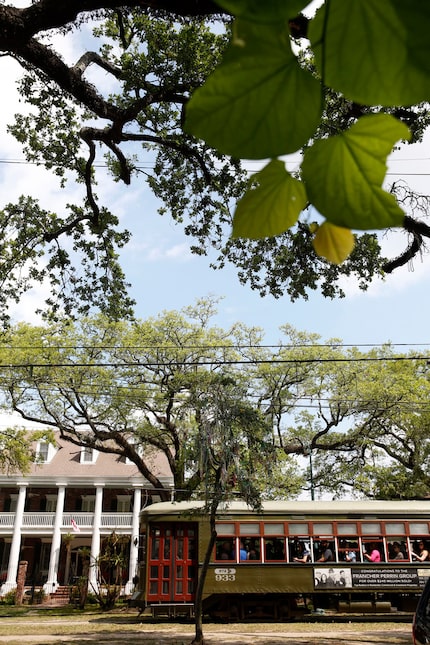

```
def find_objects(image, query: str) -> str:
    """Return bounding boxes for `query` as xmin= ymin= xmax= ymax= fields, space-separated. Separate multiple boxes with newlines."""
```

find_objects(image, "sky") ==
xmin=1 ymin=1 xmax=430 ymax=353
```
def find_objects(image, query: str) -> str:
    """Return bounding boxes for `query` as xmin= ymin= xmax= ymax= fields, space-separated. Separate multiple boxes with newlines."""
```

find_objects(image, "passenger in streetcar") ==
xmin=391 ymin=541 xmax=406 ymax=560
xmin=412 ymin=540 xmax=430 ymax=562
xmin=363 ymin=542 xmax=381 ymax=562
xmin=317 ymin=540 xmax=334 ymax=562
xmin=293 ymin=542 xmax=311 ymax=563
xmin=239 ymin=540 xmax=248 ymax=561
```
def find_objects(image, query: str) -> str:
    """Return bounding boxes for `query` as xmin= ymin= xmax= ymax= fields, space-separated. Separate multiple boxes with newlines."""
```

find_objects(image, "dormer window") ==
xmin=80 ymin=446 xmax=98 ymax=464
xmin=36 ymin=441 xmax=56 ymax=464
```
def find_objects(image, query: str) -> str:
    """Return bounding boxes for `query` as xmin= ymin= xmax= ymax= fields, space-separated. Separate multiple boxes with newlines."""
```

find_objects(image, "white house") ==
xmin=0 ymin=433 xmax=173 ymax=600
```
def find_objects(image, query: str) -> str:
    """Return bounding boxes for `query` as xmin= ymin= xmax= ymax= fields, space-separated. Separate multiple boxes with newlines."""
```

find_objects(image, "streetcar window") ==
xmin=289 ymin=538 xmax=311 ymax=563
xmin=150 ymin=565 xmax=158 ymax=578
xmin=338 ymin=538 xmax=360 ymax=563
xmin=176 ymin=538 xmax=184 ymax=559
xmin=188 ymin=537 xmax=196 ymax=560
xmin=410 ymin=523 xmax=430 ymax=535
xmin=314 ymin=538 xmax=335 ymax=562
xmin=216 ymin=522 xmax=235 ymax=535
xmin=385 ymin=522 xmax=406 ymax=535
xmin=264 ymin=523 xmax=284 ymax=535
xmin=239 ymin=523 xmax=260 ymax=535
xmin=288 ymin=522 xmax=309 ymax=535
xmin=313 ymin=522 xmax=333 ymax=535
xmin=387 ymin=538 xmax=409 ymax=561
xmin=241 ymin=536 xmax=261 ymax=561
xmin=150 ymin=537 xmax=160 ymax=560
xmin=362 ymin=539 xmax=385 ymax=562
xmin=411 ymin=538 xmax=430 ymax=562
xmin=361 ymin=522 xmax=382 ymax=534
xmin=264 ymin=537 xmax=286 ymax=561
xmin=215 ymin=539 xmax=234 ymax=561
xmin=337 ymin=523 xmax=357 ymax=535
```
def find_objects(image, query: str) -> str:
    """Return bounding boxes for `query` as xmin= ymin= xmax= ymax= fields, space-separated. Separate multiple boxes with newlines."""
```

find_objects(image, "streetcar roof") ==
xmin=140 ymin=499 xmax=430 ymax=518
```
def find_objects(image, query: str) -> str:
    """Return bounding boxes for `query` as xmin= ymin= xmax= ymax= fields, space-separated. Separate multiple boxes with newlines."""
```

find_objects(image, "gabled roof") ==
xmin=0 ymin=433 xmax=173 ymax=488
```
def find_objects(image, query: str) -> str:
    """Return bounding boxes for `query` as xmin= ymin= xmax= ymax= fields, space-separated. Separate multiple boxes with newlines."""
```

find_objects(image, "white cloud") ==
xmin=147 ymin=243 xmax=193 ymax=262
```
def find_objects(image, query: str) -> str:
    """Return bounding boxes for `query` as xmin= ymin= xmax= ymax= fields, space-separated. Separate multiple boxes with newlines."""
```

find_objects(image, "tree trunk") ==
xmin=190 ymin=496 xmax=220 ymax=645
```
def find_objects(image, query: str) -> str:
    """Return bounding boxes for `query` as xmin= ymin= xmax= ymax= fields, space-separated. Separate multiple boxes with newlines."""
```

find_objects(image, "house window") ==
xmin=1 ymin=542 xmax=11 ymax=573
xmin=40 ymin=542 xmax=51 ymax=572
xmin=80 ymin=446 xmax=98 ymax=464
xmin=45 ymin=495 xmax=57 ymax=512
xmin=81 ymin=496 xmax=96 ymax=512
xmin=36 ymin=441 xmax=56 ymax=464
xmin=117 ymin=495 xmax=131 ymax=512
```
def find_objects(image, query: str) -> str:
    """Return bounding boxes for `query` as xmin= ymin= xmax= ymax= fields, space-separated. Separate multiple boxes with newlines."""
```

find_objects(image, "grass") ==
xmin=0 ymin=605 xmax=413 ymax=645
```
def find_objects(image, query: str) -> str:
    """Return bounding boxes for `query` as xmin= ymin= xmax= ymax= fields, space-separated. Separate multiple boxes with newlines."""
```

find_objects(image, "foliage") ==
xmin=89 ymin=533 xmax=129 ymax=611
xmin=0 ymin=298 xmax=302 ymax=501
xmin=2 ymin=299 xmax=430 ymax=499
xmin=0 ymin=1 xmax=428 ymax=323
xmin=185 ymin=0 xmax=430 ymax=264
xmin=285 ymin=344 xmax=430 ymax=499
xmin=0 ymin=424 xmax=54 ymax=475
xmin=0 ymin=588 xmax=17 ymax=605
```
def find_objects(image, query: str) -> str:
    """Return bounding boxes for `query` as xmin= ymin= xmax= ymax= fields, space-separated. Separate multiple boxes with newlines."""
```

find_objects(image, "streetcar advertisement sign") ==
xmin=314 ymin=567 xmax=430 ymax=589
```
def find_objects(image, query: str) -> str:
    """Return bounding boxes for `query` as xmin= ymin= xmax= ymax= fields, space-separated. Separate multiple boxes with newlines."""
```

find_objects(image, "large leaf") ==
xmin=313 ymin=222 xmax=355 ymax=264
xmin=184 ymin=19 xmax=322 ymax=159
xmin=301 ymin=114 xmax=410 ymax=230
xmin=232 ymin=159 xmax=307 ymax=239
xmin=214 ymin=0 xmax=310 ymax=22
xmin=309 ymin=0 xmax=430 ymax=106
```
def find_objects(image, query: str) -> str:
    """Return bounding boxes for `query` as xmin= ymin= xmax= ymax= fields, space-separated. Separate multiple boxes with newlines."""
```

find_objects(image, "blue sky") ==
xmin=1 ymin=2 xmax=430 ymax=351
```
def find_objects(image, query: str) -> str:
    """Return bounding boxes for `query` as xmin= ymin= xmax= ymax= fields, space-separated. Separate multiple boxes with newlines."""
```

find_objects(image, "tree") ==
xmin=0 ymin=424 xmax=53 ymax=474
xmin=0 ymin=1 xmax=428 ymax=324
xmin=0 ymin=299 xmax=302 ymax=502
xmin=90 ymin=532 xmax=130 ymax=611
xmin=185 ymin=1 xmax=430 ymax=266
xmin=260 ymin=341 xmax=430 ymax=500
xmin=4 ymin=302 xmax=430 ymax=500
xmin=186 ymin=375 xmax=274 ymax=645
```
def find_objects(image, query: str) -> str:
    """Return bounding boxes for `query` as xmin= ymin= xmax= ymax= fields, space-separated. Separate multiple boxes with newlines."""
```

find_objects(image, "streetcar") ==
xmin=137 ymin=500 xmax=430 ymax=620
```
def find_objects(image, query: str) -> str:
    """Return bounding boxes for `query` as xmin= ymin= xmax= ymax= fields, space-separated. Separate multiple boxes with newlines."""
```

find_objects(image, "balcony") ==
xmin=0 ymin=512 xmax=134 ymax=532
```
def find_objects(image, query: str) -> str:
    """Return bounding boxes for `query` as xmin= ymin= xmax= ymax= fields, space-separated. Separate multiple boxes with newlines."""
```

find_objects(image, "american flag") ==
xmin=71 ymin=519 xmax=80 ymax=533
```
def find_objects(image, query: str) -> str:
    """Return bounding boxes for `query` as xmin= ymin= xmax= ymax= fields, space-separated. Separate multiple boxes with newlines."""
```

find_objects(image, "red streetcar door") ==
xmin=147 ymin=523 xmax=197 ymax=602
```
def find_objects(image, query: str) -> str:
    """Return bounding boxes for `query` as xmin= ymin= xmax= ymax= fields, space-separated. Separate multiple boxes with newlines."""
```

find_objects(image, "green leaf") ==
xmin=214 ymin=0 xmax=310 ymax=22
xmin=309 ymin=0 xmax=430 ymax=106
xmin=232 ymin=159 xmax=307 ymax=239
xmin=184 ymin=19 xmax=322 ymax=159
xmin=301 ymin=114 xmax=410 ymax=230
xmin=312 ymin=222 xmax=355 ymax=264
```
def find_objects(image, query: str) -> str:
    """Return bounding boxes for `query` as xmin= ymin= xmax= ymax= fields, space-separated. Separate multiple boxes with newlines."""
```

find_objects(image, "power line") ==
xmin=0 ymin=354 xmax=428 ymax=369
xmin=1 ymin=157 xmax=430 ymax=179
xmin=0 ymin=341 xmax=430 ymax=349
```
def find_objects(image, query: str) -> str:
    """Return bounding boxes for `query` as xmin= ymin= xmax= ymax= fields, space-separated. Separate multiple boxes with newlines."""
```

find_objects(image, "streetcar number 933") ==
xmin=214 ymin=568 xmax=236 ymax=582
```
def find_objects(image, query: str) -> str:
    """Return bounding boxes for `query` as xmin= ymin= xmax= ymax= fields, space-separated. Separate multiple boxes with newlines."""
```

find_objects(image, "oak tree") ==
xmin=1 ymin=1 xmax=429 ymax=324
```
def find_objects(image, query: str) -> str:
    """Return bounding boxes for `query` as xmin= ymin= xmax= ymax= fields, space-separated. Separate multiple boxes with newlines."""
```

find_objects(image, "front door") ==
xmin=147 ymin=522 xmax=197 ymax=602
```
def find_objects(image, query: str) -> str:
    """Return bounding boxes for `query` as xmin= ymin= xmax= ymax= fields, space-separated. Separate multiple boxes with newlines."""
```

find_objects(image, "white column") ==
xmin=125 ymin=487 xmax=142 ymax=595
xmin=1 ymin=485 xmax=27 ymax=595
xmin=88 ymin=486 xmax=104 ymax=592
xmin=43 ymin=485 xmax=66 ymax=595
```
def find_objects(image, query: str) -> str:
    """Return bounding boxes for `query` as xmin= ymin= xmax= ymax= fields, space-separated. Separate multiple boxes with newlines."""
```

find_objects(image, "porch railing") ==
xmin=0 ymin=512 xmax=134 ymax=531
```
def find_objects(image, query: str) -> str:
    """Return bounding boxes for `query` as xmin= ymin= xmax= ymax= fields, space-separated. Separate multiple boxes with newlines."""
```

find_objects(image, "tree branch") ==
xmin=383 ymin=216 xmax=430 ymax=273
